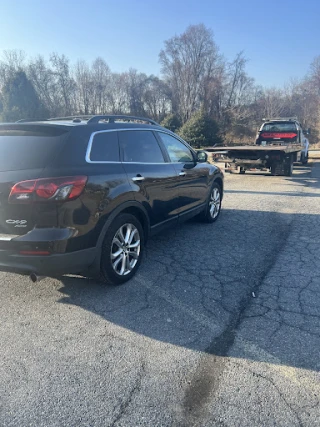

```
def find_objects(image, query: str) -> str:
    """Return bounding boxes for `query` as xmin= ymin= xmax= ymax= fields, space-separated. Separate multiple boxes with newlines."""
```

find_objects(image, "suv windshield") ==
xmin=262 ymin=122 xmax=297 ymax=132
xmin=0 ymin=126 xmax=69 ymax=171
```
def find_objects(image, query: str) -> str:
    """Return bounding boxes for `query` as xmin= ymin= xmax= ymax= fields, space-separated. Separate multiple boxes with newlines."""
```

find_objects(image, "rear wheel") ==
xmin=270 ymin=163 xmax=277 ymax=176
xmin=301 ymin=153 xmax=308 ymax=165
xmin=239 ymin=167 xmax=246 ymax=174
xmin=100 ymin=213 xmax=144 ymax=285
xmin=199 ymin=182 xmax=222 ymax=223
xmin=284 ymin=158 xmax=293 ymax=177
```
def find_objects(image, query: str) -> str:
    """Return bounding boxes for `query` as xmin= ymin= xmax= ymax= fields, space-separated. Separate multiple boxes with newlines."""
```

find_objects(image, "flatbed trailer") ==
xmin=205 ymin=145 xmax=303 ymax=176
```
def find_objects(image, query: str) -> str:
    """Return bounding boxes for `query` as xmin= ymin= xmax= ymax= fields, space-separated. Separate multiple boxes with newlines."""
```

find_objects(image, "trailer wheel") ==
xmin=239 ymin=167 xmax=246 ymax=174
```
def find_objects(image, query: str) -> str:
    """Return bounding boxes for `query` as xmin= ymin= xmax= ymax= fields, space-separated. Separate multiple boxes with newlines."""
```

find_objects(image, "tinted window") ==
xmin=119 ymin=130 xmax=165 ymax=163
xmin=0 ymin=125 xmax=69 ymax=171
xmin=89 ymin=131 xmax=119 ymax=161
xmin=262 ymin=123 xmax=297 ymax=132
xmin=157 ymin=132 xmax=194 ymax=163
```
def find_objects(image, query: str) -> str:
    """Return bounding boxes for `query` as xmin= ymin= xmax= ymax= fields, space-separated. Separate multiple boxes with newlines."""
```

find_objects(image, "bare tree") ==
xmin=28 ymin=55 xmax=61 ymax=116
xmin=292 ymin=60 xmax=320 ymax=142
xmin=0 ymin=49 xmax=26 ymax=89
xmin=309 ymin=56 xmax=320 ymax=94
xmin=143 ymin=76 xmax=171 ymax=120
xmin=200 ymin=60 xmax=226 ymax=122
xmin=91 ymin=57 xmax=111 ymax=114
xmin=225 ymin=53 xmax=252 ymax=109
xmin=50 ymin=53 xmax=76 ymax=115
xmin=107 ymin=73 xmax=129 ymax=114
xmin=258 ymin=87 xmax=286 ymax=119
xmin=123 ymin=69 xmax=148 ymax=116
xmin=1 ymin=30 xmax=319 ymax=143
xmin=160 ymin=24 xmax=220 ymax=122
xmin=74 ymin=59 xmax=93 ymax=114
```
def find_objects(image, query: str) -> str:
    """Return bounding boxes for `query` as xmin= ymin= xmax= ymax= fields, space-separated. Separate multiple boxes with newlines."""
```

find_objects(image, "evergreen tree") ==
xmin=179 ymin=110 xmax=222 ymax=148
xmin=160 ymin=114 xmax=182 ymax=132
xmin=0 ymin=70 xmax=48 ymax=122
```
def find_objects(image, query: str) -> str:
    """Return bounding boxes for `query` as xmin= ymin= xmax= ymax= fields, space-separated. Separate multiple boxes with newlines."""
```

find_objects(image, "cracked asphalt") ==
xmin=1 ymin=162 xmax=320 ymax=426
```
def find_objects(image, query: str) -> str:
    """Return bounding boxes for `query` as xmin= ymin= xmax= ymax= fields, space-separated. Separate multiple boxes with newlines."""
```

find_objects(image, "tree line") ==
xmin=1 ymin=24 xmax=320 ymax=146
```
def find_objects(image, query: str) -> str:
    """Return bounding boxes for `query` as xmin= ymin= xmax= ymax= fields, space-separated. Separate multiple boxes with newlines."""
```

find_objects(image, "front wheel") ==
xmin=99 ymin=213 xmax=144 ymax=285
xmin=199 ymin=182 xmax=222 ymax=223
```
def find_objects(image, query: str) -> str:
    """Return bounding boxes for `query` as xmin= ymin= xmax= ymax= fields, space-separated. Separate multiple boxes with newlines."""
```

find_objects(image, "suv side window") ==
xmin=89 ymin=131 xmax=119 ymax=161
xmin=157 ymin=132 xmax=194 ymax=163
xmin=119 ymin=130 xmax=165 ymax=163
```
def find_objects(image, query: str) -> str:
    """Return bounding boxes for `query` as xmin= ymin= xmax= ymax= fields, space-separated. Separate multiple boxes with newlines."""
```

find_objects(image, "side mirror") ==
xmin=196 ymin=151 xmax=208 ymax=163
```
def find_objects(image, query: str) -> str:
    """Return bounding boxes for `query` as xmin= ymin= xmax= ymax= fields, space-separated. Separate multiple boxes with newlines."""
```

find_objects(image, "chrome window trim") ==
xmin=154 ymin=129 xmax=196 ymax=162
xmin=154 ymin=129 xmax=192 ymax=148
xmin=121 ymin=162 xmax=172 ymax=165
xmin=86 ymin=128 xmax=170 ymax=164
xmin=85 ymin=127 xmax=194 ymax=164
xmin=86 ymin=129 xmax=121 ymax=164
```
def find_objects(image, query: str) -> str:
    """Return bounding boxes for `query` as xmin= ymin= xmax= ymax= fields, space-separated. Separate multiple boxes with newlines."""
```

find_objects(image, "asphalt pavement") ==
xmin=1 ymin=162 xmax=319 ymax=426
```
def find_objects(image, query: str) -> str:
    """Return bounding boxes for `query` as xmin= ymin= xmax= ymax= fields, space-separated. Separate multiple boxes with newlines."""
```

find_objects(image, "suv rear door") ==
xmin=118 ymin=129 xmax=180 ymax=229
xmin=0 ymin=125 xmax=69 ymax=237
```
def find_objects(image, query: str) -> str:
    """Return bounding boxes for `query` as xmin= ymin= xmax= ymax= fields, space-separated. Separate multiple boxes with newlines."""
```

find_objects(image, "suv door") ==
xmin=156 ymin=131 xmax=209 ymax=216
xmin=118 ymin=129 xmax=179 ymax=230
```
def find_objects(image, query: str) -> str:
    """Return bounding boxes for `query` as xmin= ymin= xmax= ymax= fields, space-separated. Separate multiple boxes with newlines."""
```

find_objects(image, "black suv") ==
xmin=0 ymin=115 xmax=223 ymax=285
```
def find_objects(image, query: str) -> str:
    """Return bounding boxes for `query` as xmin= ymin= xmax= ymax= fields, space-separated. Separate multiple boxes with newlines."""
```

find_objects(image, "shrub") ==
xmin=179 ymin=110 xmax=222 ymax=148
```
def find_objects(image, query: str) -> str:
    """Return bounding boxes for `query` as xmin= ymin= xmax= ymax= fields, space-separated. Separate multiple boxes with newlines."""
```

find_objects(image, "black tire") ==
xmin=199 ymin=182 xmax=222 ymax=223
xmin=239 ymin=167 xmax=246 ymax=174
xmin=301 ymin=153 xmax=308 ymax=165
xmin=270 ymin=163 xmax=277 ymax=176
xmin=284 ymin=159 xmax=293 ymax=177
xmin=99 ymin=213 xmax=144 ymax=285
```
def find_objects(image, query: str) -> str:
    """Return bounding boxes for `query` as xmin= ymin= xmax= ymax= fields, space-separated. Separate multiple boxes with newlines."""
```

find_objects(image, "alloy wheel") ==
xmin=110 ymin=223 xmax=141 ymax=276
xmin=209 ymin=187 xmax=221 ymax=219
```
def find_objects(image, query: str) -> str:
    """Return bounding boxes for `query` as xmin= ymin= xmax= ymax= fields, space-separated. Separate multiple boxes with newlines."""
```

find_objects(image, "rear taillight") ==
xmin=9 ymin=176 xmax=87 ymax=204
xmin=261 ymin=132 xmax=297 ymax=139
xmin=19 ymin=250 xmax=51 ymax=256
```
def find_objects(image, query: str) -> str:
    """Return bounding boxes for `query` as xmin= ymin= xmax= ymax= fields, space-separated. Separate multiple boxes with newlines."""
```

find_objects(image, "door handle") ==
xmin=179 ymin=172 xmax=186 ymax=176
xmin=132 ymin=175 xmax=145 ymax=182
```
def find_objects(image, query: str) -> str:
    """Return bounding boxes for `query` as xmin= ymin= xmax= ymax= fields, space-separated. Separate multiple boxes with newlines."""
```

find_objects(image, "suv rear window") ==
xmin=89 ymin=131 xmax=119 ymax=161
xmin=262 ymin=123 xmax=297 ymax=132
xmin=0 ymin=125 xmax=69 ymax=171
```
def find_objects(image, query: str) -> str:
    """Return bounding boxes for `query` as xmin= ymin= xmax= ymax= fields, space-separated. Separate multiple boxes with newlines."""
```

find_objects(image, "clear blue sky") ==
xmin=0 ymin=0 xmax=319 ymax=87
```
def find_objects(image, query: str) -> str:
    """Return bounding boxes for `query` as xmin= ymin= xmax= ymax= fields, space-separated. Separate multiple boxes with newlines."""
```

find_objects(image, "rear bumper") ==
xmin=0 ymin=247 xmax=97 ymax=277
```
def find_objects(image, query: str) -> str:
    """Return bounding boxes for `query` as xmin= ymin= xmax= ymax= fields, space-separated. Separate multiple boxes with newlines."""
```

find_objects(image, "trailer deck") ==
xmin=204 ymin=145 xmax=303 ymax=176
xmin=205 ymin=145 xmax=302 ymax=153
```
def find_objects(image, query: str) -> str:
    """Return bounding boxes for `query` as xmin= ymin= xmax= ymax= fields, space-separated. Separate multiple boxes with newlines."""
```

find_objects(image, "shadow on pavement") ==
xmin=225 ymin=189 xmax=320 ymax=197
xmin=286 ymin=161 xmax=320 ymax=189
xmin=57 ymin=205 xmax=320 ymax=375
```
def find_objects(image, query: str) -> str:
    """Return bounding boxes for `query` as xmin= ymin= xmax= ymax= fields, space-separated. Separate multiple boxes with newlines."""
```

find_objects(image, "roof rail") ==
xmin=48 ymin=115 xmax=93 ymax=122
xmin=16 ymin=115 xmax=160 ymax=125
xmin=16 ymin=118 xmax=49 ymax=123
xmin=87 ymin=115 xmax=159 ymax=125
xmin=16 ymin=116 xmax=89 ymax=123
